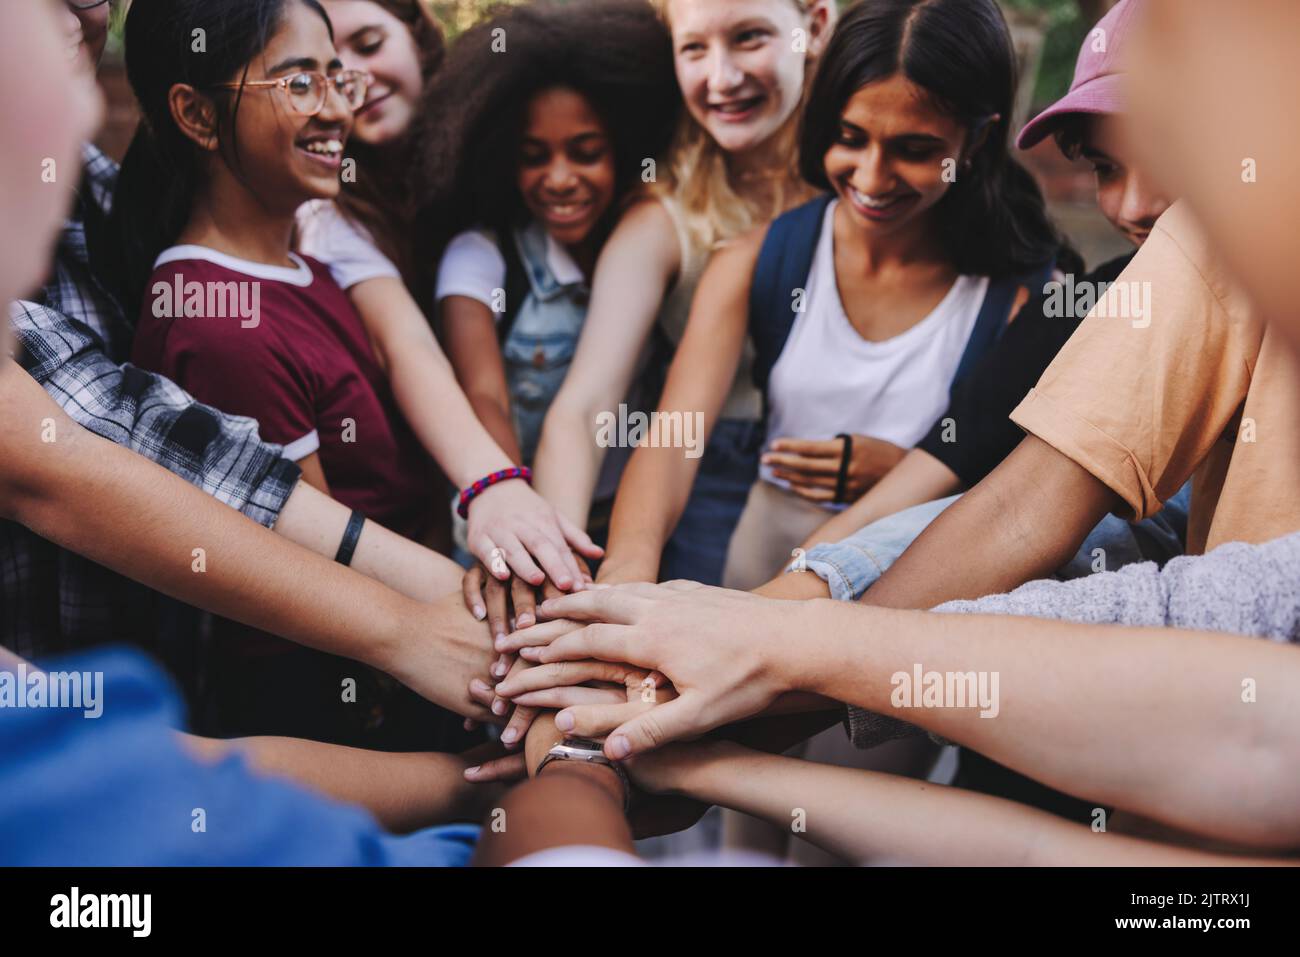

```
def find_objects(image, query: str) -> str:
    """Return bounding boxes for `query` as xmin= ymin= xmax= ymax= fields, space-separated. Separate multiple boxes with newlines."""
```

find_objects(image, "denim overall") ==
xmin=501 ymin=220 xmax=590 ymax=466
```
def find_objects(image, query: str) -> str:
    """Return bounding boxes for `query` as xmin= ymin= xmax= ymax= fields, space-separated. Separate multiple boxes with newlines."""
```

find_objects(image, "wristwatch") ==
xmin=535 ymin=737 xmax=631 ymax=811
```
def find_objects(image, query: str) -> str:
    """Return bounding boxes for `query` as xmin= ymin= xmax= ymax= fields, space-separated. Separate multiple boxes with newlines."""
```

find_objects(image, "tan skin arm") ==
xmin=598 ymin=230 xmax=762 ymax=584
xmin=632 ymin=742 xmax=1295 ymax=865
xmin=439 ymin=294 xmax=524 ymax=465
xmin=0 ymin=361 xmax=495 ymax=721
xmin=796 ymin=447 xmax=963 ymax=552
xmin=474 ymin=711 xmax=633 ymax=865
xmin=182 ymin=733 xmax=514 ymax=834
xmin=862 ymin=434 xmax=1120 ymax=609
xmin=532 ymin=200 xmax=681 ymax=527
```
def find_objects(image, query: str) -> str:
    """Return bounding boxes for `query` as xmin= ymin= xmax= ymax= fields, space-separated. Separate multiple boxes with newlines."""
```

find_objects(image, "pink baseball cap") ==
xmin=1017 ymin=0 xmax=1141 ymax=150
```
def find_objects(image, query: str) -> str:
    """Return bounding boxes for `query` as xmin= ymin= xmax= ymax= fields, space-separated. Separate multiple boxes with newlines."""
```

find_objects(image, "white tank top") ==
xmin=762 ymin=199 xmax=989 ymax=506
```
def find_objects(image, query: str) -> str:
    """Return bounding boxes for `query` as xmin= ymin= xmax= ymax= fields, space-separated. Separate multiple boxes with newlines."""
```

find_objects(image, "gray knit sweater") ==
xmin=845 ymin=531 xmax=1300 ymax=747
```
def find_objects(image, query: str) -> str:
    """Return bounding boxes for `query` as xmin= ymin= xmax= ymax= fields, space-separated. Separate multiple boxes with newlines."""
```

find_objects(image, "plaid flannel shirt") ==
xmin=3 ymin=145 xmax=301 ymax=660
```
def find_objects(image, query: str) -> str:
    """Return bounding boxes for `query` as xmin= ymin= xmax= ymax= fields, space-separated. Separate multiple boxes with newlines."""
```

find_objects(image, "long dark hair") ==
xmin=413 ymin=0 xmax=679 ymax=294
xmin=106 ymin=0 xmax=333 ymax=312
xmin=799 ymin=0 xmax=1078 ymax=278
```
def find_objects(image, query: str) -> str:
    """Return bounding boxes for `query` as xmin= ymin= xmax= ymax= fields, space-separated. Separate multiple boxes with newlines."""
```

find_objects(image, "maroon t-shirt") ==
xmin=133 ymin=246 xmax=438 ymax=543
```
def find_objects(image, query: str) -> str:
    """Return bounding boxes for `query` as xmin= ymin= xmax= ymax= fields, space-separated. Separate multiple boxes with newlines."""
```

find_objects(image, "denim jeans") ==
xmin=802 ymin=482 xmax=1193 ymax=602
xmin=659 ymin=418 xmax=764 ymax=585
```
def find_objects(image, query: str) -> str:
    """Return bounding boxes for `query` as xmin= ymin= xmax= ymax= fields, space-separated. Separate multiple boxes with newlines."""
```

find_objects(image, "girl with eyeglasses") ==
xmin=295 ymin=1 xmax=607 ymax=609
xmin=108 ymin=0 xmax=469 ymax=748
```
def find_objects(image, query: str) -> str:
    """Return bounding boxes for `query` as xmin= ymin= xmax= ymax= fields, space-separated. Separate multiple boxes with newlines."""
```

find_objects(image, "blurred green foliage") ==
xmin=1000 ymin=0 xmax=1089 ymax=109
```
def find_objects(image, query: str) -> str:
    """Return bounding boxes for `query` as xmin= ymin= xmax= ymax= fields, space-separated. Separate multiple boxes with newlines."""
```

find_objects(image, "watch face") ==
xmin=562 ymin=737 xmax=603 ymax=752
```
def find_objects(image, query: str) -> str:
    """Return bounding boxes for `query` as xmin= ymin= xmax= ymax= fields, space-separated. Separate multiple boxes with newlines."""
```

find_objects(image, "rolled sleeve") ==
xmin=802 ymin=496 xmax=959 ymax=602
xmin=1008 ymin=204 xmax=1260 ymax=525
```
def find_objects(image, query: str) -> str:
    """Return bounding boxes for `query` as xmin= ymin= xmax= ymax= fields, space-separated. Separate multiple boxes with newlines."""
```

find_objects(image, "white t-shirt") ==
xmin=295 ymin=199 xmax=401 ymax=291
xmin=763 ymin=199 xmax=989 ymax=498
xmin=434 ymin=228 xmax=586 ymax=318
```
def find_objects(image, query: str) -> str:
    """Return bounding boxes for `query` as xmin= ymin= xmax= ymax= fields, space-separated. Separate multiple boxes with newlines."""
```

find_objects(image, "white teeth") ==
xmin=850 ymin=186 xmax=899 ymax=209
xmin=303 ymin=139 xmax=343 ymax=156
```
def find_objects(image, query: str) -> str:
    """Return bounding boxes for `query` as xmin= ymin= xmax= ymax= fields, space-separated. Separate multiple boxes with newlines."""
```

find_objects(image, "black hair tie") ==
xmin=834 ymin=433 xmax=853 ymax=504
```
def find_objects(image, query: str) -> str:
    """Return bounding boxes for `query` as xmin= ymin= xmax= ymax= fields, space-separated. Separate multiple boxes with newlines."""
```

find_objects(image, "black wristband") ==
xmin=334 ymin=509 xmax=365 ymax=566
xmin=833 ymin=433 xmax=853 ymax=504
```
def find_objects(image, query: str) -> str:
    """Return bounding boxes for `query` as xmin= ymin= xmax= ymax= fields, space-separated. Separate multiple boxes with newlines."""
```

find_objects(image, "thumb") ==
xmin=603 ymin=695 xmax=700 ymax=760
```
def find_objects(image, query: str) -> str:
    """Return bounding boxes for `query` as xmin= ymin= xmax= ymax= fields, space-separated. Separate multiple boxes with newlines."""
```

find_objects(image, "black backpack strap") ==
xmin=748 ymin=194 xmax=835 ymax=397
xmin=950 ymin=260 xmax=1055 ymax=387
xmin=497 ymin=228 xmax=530 ymax=344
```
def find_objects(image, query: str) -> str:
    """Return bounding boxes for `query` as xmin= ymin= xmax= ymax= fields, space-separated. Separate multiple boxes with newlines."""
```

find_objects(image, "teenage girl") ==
xmin=530 ymin=0 xmax=838 ymax=587
xmin=112 ymin=0 xmax=467 ymax=747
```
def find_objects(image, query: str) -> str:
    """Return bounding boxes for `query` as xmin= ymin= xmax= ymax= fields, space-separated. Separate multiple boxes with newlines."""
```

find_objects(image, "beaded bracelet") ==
xmin=457 ymin=466 xmax=533 ymax=519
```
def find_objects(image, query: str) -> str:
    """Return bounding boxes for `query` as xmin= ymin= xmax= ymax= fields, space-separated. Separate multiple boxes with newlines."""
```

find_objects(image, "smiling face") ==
xmin=1 ymin=0 xmax=103 ymax=310
xmin=323 ymin=0 xmax=423 ymax=145
xmin=823 ymin=73 xmax=970 ymax=240
xmin=1077 ymin=115 xmax=1171 ymax=249
xmin=666 ymin=0 xmax=811 ymax=155
xmin=516 ymin=86 xmax=616 ymax=250
xmin=200 ymin=1 xmax=353 ymax=215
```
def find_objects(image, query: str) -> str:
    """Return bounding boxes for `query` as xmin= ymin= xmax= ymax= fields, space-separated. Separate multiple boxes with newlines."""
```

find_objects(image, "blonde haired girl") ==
xmin=530 ymin=0 xmax=836 ymax=586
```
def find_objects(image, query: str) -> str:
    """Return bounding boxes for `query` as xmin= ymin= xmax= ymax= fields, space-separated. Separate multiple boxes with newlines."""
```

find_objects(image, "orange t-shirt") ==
xmin=1010 ymin=202 xmax=1300 ymax=554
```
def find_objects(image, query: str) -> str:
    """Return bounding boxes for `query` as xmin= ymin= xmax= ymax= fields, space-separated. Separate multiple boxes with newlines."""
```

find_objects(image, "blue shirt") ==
xmin=0 ymin=648 xmax=476 ymax=866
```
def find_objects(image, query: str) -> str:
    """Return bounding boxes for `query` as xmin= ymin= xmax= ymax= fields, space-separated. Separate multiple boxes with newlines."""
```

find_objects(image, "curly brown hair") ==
xmin=413 ymin=0 xmax=680 ymax=289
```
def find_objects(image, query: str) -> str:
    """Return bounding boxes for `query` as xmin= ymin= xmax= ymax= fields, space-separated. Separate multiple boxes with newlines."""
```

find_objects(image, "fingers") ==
xmin=552 ymin=700 xmax=651 ymax=740
xmin=558 ymin=511 xmax=604 ymax=560
xmin=761 ymin=450 xmax=839 ymax=474
xmin=491 ymin=533 xmax=544 ymax=586
xmin=494 ymin=617 xmax=583 ymax=654
xmin=785 ymin=483 xmax=837 ymax=503
xmin=462 ymin=565 xmax=486 ymax=621
xmin=511 ymin=685 xmax=630 ymax=709
xmin=484 ymin=571 xmax=510 ymax=646
xmin=536 ymin=585 xmax=648 ymax=625
xmin=491 ymin=655 xmax=531 ymax=722
xmin=463 ymin=752 xmax=528 ymax=784
xmin=510 ymin=575 xmax=538 ymax=630
xmin=768 ymin=437 xmax=842 ymax=456
xmin=498 ymin=703 xmax=538 ymax=750
xmin=495 ymin=659 xmax=652 ymax=697
xmin=468 ymin=677 xmax=497 ymax=711
xmin=518 ymin=622 xmax=642 ymax=668
xmin=516 ymin=529 xmax=579 ymax=591
xmin=602 ymin=696 xmax=702 ymax=760
xmin=769 ymin=467 xmax=838 ymax=489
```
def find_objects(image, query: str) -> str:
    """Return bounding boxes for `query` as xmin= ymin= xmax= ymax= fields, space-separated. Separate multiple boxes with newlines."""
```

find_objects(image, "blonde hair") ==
xmin=649 ymin=0 xmax=820 ymax=252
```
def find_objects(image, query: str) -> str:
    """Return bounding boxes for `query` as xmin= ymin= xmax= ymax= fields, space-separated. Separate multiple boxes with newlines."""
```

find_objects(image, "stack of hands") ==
xmin=456 ymin=568 xmax=814 ymax=822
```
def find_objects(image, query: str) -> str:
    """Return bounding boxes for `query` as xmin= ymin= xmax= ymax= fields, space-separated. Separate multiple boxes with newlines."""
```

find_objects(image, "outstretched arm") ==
xmin=631 ymin=742 xmax=1293 ymax=865
xmin=182 ymin=734 xmax=516 ymax=834
xmin=353 ymin=277 xmax=597 ymax=589
xmin=508 ymin=576 xmax=1300 ymax=851
xmin=0 ymin=360 xmax=495 ymax=720
xmin=532 ymin=200 xmax=681 ymax=527
xmin=861 ymin=435 xmax=1118 ymax=608
xmin=598 ymin=230 xmax=761 ymax=584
